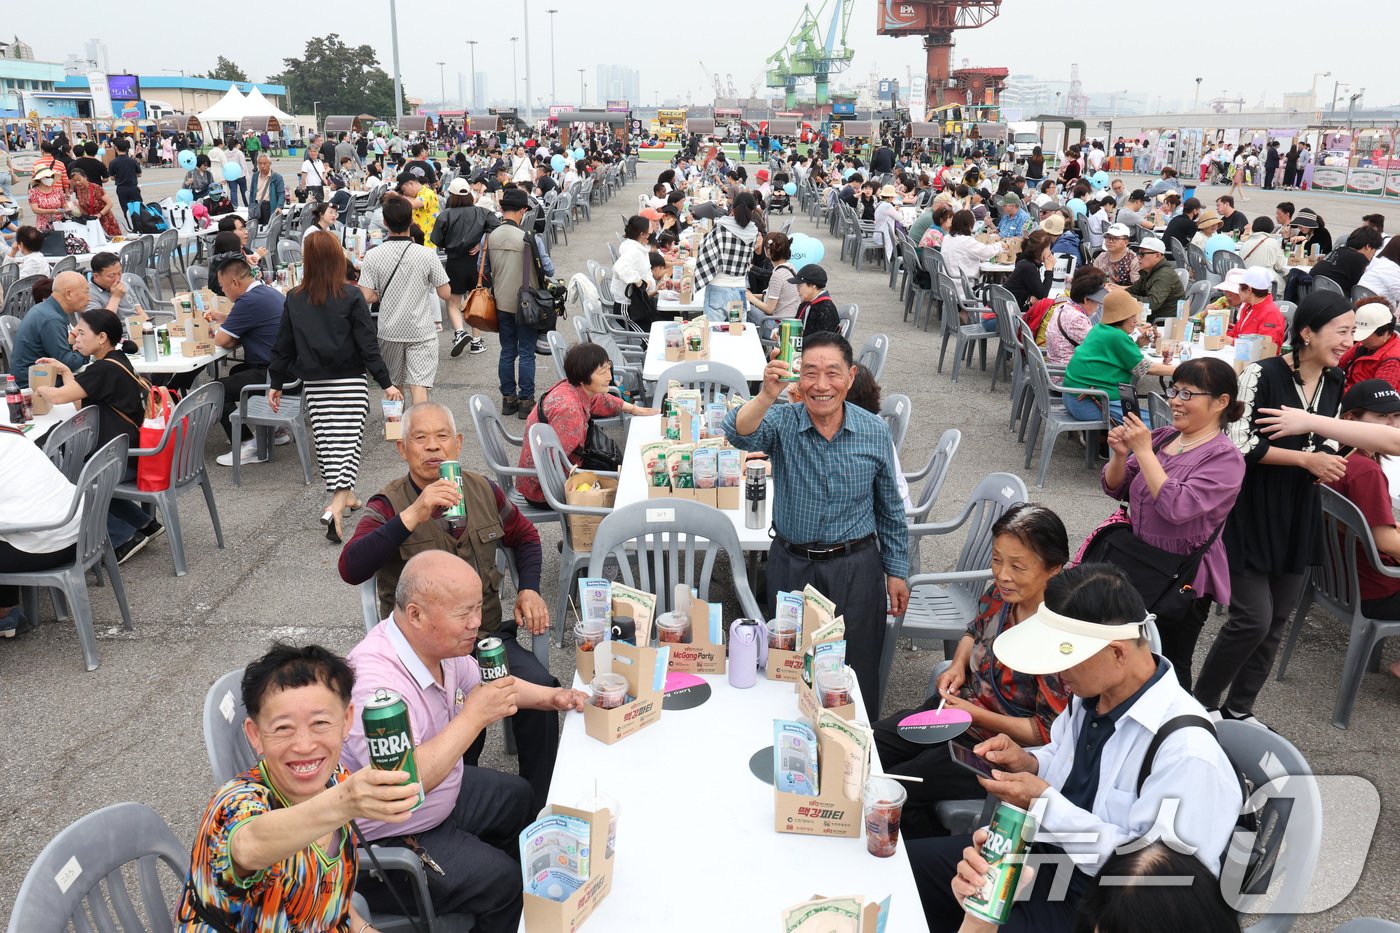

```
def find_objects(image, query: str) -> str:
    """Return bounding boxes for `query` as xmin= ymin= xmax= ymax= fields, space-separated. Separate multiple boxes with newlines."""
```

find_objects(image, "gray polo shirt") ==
xmin=87 ymin=275 xmax=140 ymax=317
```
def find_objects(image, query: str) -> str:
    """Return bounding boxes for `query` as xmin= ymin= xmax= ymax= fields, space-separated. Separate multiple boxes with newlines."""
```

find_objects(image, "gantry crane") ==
xmin=876 ymin=0 xmax=1003 ymax=112
xmin=765 ymin=0 xmax=856 ymax=108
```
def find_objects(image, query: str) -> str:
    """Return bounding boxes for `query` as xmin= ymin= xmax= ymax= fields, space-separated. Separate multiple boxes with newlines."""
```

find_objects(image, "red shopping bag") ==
xmin=136 ymin=385 xmax=179 ymax=492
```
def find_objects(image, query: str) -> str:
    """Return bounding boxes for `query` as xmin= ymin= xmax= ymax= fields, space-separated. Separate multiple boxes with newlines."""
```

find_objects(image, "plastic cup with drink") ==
xmin=862 ymin=777 xmax=908 ymax=858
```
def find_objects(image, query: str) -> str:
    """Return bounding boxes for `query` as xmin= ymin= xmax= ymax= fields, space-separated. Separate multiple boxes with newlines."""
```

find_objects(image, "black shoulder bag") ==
xmin=1079 ymin=436 xmax=1224 ymax=616
xmin=537 ymin=380 xmax=623 ymax=471
xmin=517 ymin=233 xmax=562 ymax=332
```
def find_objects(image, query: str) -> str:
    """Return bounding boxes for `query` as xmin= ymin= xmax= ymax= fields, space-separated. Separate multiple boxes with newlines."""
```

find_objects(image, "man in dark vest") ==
xmin=338 ymin=401 xmax=558 ymax=807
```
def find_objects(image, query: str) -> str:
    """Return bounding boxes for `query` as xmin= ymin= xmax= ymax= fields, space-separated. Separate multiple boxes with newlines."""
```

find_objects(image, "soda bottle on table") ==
xmin=6 ymin=374 xmax=25 ymax=423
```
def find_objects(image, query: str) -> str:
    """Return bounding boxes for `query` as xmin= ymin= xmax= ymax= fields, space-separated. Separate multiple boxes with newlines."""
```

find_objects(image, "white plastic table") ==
xmin=128 ymin=338 xmax=229 ymax=375
xmin=614 ymin=415 xmax=773 ymax=550
xmin=657 ymin=286 xmax=707 ymax=316
xmin=536 ymin=672 xmax=925 ymax=932
xmin=1383 ymin=457 xmax=1400 ymax=513
xmin=641 ymin=320 xmax=767 ymax=383
xmin=1 ymin=400 xmax=77 ymax=439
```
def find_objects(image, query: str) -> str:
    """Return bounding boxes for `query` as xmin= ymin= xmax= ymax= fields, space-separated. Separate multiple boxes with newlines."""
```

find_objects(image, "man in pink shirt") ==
xmin=342 ymin=551 xmax=586 ymax=932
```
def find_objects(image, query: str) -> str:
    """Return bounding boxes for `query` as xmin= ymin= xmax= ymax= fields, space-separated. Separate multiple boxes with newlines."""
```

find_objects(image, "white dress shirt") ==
xmin=1028 ymin=660 xmax=1241 ymax=877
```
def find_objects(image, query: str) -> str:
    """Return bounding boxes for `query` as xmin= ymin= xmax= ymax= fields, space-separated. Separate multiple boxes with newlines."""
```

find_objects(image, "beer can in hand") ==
xmin=963 ymin=801 xmax=1034 ymax=925
xmin=778 ymin=319 xmax=803 ymax=382
xmin=439 ymin=461 xmax=466 ymax=528
xmin=477 ymin=636 xmax=510 ymax=682
xmin=362 ymin=688 xmax=425 ymax=809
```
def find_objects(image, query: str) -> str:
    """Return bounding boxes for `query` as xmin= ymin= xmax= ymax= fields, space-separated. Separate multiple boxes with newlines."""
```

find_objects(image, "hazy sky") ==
xmin=10 ymin=1 xmax=1388 ymax=112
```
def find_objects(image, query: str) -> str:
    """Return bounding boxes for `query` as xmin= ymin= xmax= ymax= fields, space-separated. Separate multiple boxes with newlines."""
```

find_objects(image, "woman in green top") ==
xmin=1063 ymin=290 xmax=1177 ymax=421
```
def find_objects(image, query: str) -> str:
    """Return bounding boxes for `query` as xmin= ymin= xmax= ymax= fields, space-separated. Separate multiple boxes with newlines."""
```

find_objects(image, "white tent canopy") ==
xmin=242 ymin=87 xmax=293 ymax=124
xmin=195 ymin=86 xmax=249 ymax=126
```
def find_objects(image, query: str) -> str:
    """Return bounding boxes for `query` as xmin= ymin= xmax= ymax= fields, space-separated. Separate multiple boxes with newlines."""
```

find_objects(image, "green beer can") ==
xmin=779 ymin=318 xmax=803 ymax=382
xmin=361 ymin=688 xmax=424 ymax=809
xmin=963 ymin=800 xmax=1034 ymax=925
xmin=439 ymin=461 xmax=466 ymax=527
xmin=477 ymin=636 xmax=510 ymax=682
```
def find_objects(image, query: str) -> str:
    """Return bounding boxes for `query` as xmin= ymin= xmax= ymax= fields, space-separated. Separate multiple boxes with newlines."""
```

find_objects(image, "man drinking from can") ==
xmin=342 ymin=551 xmax=585 ymax=932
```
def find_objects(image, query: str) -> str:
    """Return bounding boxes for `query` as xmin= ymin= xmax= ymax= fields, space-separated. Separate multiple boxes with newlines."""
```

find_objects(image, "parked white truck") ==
xmin=1009 ymin=121 xmax=1043 ymax=159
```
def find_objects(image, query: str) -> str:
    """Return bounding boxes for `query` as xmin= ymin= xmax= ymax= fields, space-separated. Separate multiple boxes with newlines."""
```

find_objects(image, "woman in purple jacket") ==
xmin=1101 ymin=358 xmax=1246 ymax=688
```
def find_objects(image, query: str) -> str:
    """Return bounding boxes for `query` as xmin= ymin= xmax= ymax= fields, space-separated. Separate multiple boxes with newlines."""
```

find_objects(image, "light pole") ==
xmin=578 ymin=68 xmax=585 ymax=108
xmin=1054 ymin=91 xmax=1061 ymax=114
xmin=466 ymin=41 xmax=478 ymax=112
xmin=1193 ymin=77 xmax=1202 ymax=111
xmin=436 ymin=61 xmax=446 ymax=108
xmin=1348 ymin=91 xmax=1362 ymax=140
xmin=1310 ymin=71 xmax=1330 ymax=111
xmin=313 ymin=100 xmax=321 ymax=133
xmin=522 ymin=0 xmax=534 ymax=122
xmin=511 ymin=37 xmax=519 ymax=110
xmin=1331 ymin=80 xmax=1347 ymax=114
xmin=546 ymin=9 xmax=558 ymax=107
xmin=389 ymin=0 xmax=404 ymax=124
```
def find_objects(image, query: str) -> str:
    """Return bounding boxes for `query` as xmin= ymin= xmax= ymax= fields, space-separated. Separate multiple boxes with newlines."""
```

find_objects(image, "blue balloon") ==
xmin=783 ymin=182 xmax=797 ymax=196
xmin=222 ymin=161 xmax=243 ymax=181
xmin=175 ymin=189 xmax=195 ymax=205
xmin=571 ymin=148 xmax=585 ymax=161
xmin=551 ymin=153 xmax=567 ymax=172
xmin=177 ymin=149 xmax=196 ymax=170
xmin=788 ymin=232 xmax=824 ymax=267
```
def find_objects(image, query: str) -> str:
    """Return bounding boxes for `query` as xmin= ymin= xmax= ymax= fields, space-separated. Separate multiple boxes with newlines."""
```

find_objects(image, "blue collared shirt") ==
xmin=723 ymin=401 xmax=909 ymax=578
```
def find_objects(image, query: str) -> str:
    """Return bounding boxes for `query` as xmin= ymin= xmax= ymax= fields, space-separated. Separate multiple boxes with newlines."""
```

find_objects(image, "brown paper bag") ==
xmin=564 ymin=470 xmax=618 ymax=550
xmin=28 ymin=365 xmax=57 ymax=415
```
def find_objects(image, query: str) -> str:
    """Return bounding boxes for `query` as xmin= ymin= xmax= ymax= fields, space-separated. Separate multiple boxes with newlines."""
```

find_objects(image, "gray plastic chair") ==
xmin=571 ymin=314 xmax=593 ymax=347
xmin=837 ymin=302 xmax=860 ymax=341
xmin=468 ymin=394 xmax=562 ymax=529
xmin=0 ymin=436 xmax=134 ymax=671
xmin=147 ymin=229 xmax=179 ymax=298
xmin=857 ymin=333 xmax=889 ymax=382
xmin=880 ymin=473 xmax=1028 ymax=712
xmin=229 ymin=379 xmax=312 ymax=487
xmin=586 ymin=499 xmax=764 ymax=621
xmin=904 ymin=428 xmax=962 ymax=528
xmin=6 ymin=801 xmax=189 ymax=933
xmin=1148 ymin=391 xmax=1172 ymax=430
xmin=546 ymin=329 xmax=571 ymax=383
xmin=201 ymin=669 xmax=470 ymax=933
xmin=936 ymin=273 xmax=997 ymax=382
xmin=985 ymin=284 xmax=1022 ymax=393
xmin=49 ymin=254 xmax=78 ymax=276
xmin=1334 ymin=922 xmax=1400 ymax=933
xmin=1022 ymin=338 xmax=1112 ymax=488
xmin=1351 ymin=285 xmax=1379 ymax=302
xmin=277 ymin=240 xmax=303 ymax=267
xmin=1212 ymin=249 xmax=1244 ymax=277
xmin=879 ymin=393 xmax=912 ymax=456
xmin=0 ymin=314 xmax=20 ymax=369
xmin=185 ymin=264 xmax=209 ymax=293
xmin=648 ymin=360 xmax=751 ymax=407
xmin=1312 ymin=275 xmax=1345 ymax=296
xmin=1215 ymin=720 xmax=1322 ymax=933
xmin=1185 ymin=279 xmax=1213 ymax=316
xmin=41 ymin=404 xmax=99 ymax=483
xmin=0 ymin=273 xmax=44 ymax=318
xmin=1276 ymin=487 xmax=1400 ymax=728
xmin=112 ymin=382 xmax=226 ymax=577
xmin=529 ymin=423 xmax=617 ymax=646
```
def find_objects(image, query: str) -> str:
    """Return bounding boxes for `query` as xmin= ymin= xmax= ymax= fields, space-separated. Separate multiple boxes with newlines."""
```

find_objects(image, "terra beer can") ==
xmin=477 ymin=636 xmax=510 ymax=682
xmin=361 ymin=688 xmax=424 ymax=809
xmin=439 ymin=461 xmax=466 ymax=527
xmin=779 ymin=318 xmax=803 ymax=382
xmin=963 ymin=800 xmax=1034 ymax=925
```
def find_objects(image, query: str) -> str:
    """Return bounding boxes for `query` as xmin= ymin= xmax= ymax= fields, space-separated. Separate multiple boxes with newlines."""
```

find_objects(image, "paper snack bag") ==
xmin=563 ymin=470 xmax=618 ymax=551
xmin=28 ymin=364 xmax=57 ymax=415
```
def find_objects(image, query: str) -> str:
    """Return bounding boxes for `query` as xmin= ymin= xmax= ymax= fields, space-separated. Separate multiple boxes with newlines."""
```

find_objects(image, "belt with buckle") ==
xmin=782 ymin=533 xmax=876 ymax=561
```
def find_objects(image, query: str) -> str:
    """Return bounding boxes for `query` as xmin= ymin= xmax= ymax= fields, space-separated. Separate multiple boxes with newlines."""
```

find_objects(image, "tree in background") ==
xmin=203 ymin=56 xmax=250 ymax=83
xmin=270 ymin=34 xmax=407 ymax=119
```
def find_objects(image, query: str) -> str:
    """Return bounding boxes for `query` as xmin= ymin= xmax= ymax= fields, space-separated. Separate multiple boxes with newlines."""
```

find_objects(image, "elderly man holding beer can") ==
xmin=342 ymin=551 xmax=586 ymax=932
xmin=906 ymin=564 xmax=1241 ymax=932
xmin=338 ymin=401 xmax=561 ymax=808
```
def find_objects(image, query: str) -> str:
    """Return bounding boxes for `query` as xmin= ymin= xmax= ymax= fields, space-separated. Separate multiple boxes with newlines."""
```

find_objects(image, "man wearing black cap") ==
xmin=791 ymin=264 xmax=840 ymax=337
xmin=486 ymin=186 xmax=538 ymax=418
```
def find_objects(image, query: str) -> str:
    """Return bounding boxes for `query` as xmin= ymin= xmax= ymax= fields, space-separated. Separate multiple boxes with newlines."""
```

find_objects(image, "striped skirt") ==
xmin=302 ymin=377 xmax=370 ymax=493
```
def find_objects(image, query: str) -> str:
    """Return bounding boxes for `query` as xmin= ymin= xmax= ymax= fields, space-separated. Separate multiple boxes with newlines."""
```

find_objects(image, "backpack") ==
xmin=128 ymin=202 xmax=167 ymax=234
xmin=1136 ymin=715 xmax=1273 ymax=896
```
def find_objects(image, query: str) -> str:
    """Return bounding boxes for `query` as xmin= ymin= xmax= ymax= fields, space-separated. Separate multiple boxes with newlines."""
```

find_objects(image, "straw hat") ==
xmin=1039 ymin=214 xmax=1066 ymax=236
xmin=1195 ymin=209 xmax=1223 ymax=230
xmin=877 ymin=184 xmax=898 ymax=200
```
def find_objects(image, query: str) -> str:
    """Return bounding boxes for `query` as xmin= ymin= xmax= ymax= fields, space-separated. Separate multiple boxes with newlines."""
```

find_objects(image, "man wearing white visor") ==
xmin=908 ymin=564 xmax=1242 ymax=932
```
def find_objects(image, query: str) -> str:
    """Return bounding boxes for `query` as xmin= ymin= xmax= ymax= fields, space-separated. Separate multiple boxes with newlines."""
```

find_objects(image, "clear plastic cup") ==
xmin=862 ymin=777 xmax=908 ymax=858
xmin=591 ymin=673 xmax=628 ymax=710
xmin=816 ymin=667 xmax=852 ymax=709
xmin=655 ymin=611 xmax=691 ymax=644
xmin=768 ymin=617 xmax=798 ymax=651
xmin=573 ymin=619 xmax=607 ymax=652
